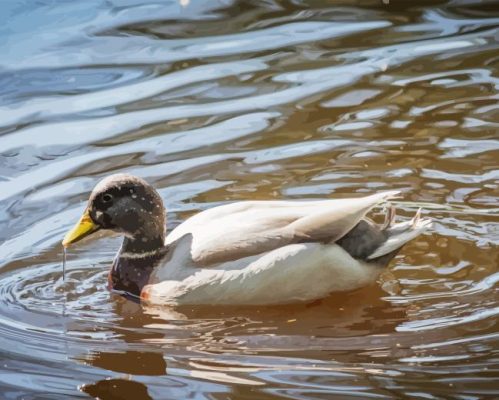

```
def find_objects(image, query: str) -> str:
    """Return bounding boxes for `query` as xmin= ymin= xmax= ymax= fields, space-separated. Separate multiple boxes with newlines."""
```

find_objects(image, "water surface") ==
xmin=0 ymin=0 xmax=498 ymax=399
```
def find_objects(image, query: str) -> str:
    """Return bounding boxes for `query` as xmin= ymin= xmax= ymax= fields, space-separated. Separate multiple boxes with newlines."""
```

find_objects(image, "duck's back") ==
xmin=164 ymin=192 xmax=401 ymax=267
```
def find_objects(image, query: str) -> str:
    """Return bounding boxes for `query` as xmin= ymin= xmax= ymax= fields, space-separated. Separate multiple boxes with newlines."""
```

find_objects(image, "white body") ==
xmin=141 ymin=192 xmax=431 ymax=305
xmin=143 ymin=237 xmax=381 ymax=305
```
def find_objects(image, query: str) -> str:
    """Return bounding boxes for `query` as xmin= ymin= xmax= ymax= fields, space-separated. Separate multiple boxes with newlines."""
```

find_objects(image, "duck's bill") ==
xmin=62 ymin=208 xmax=100 ymax=247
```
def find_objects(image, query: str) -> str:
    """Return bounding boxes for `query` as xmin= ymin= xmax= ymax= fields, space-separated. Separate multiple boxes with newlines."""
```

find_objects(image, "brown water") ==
xmin=0 ymin=1 xmax=498 ymax=399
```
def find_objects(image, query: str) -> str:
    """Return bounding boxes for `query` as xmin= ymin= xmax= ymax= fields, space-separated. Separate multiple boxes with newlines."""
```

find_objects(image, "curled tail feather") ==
xmin=367 ymin=206 xmax=432 ymax=260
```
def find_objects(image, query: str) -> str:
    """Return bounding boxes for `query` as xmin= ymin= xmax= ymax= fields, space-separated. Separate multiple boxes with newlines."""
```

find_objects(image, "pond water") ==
xmin=0 ymin=0 xmax=498 ymax=399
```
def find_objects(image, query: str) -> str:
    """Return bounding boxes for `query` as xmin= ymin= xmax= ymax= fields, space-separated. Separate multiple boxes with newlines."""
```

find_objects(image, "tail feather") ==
xmin=367 ymin=207 xmax=432 ymax=260
xmin=289 ymin=190 xmax=401 ymax=244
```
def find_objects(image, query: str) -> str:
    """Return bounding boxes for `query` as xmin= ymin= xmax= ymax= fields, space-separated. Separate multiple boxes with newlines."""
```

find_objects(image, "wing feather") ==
xmin=286 ymin=191 xmax=400 ymax=242
xmin=165 ymin=191 xmax=400 ymax=266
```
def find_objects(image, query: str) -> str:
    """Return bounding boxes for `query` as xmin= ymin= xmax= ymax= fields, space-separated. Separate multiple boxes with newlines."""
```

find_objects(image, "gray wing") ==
xmin=165 ymin=191 xmax=400 ymax=266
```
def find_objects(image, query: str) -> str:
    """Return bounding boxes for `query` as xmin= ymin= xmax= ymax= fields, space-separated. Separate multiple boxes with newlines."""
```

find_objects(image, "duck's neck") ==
xmin=109 ymin=230 xmax=167 ymax=298
xmin=121 ymin=235 xmax=165 ymax=256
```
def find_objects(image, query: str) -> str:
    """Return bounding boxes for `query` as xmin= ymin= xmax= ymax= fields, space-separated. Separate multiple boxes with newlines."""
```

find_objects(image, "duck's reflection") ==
xmin=78 ymin=282 xmax=406 ymax=399
xmin=85 ymin=350 xmax=167 ymax=376
xmin=81 ymin=378 xmax=152 ymax=400
xmin=79 ymin=349 xmax=166 ymax=400
xmin=78 ymin=299 xmax=168 ymax=399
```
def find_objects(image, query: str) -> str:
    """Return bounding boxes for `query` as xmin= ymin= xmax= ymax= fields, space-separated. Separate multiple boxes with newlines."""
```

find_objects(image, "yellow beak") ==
xmin=62 ymin=208 xmax=99 ymax=247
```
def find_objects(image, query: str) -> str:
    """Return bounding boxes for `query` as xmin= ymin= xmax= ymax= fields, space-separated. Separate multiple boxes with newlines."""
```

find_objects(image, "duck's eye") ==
xmin=101 ymin=193 xmax=113 ymax=203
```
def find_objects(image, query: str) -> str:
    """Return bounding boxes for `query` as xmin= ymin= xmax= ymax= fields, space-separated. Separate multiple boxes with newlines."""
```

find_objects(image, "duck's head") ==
xmin=62 ymin=174 xmax=166 ymax=253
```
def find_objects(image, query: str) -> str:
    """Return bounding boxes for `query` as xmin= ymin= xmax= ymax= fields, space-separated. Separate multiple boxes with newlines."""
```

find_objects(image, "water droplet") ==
xmin=63 ymin=247 xmax=67 ymax=282
xmin=61 ymin=246 xmax=69 ymax=342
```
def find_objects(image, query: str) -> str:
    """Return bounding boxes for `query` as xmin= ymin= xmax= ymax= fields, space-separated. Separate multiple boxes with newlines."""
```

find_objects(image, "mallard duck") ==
xmin=62 ymin=174 xmax=431 ymax=305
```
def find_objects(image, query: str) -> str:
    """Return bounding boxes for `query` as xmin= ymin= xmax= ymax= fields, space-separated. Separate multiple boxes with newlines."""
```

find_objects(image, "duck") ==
xmin=62 ymin=173 xmax=432 ymax=305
